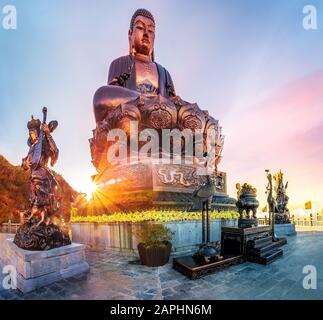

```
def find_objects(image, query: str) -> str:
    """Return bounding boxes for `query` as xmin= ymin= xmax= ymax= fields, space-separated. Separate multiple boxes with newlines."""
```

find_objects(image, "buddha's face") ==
xmin=29 ymin=129 xmax=38 ymax=144
xmin=129 ymin=15 xmax=155 ymax=57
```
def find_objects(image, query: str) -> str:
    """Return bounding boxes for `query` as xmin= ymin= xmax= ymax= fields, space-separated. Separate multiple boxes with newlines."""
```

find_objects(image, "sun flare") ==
xmin=83 ymin=180 xmax=98 ymax=201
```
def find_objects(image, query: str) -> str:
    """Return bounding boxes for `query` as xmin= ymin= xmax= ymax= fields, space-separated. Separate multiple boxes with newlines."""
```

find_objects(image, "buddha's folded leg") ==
xmin=93 ymin=85 xmax=141 ymax=122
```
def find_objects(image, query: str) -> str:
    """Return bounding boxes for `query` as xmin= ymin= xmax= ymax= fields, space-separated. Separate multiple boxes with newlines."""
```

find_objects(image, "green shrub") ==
xmin=135 ymin=223 xmax=173 ymax=246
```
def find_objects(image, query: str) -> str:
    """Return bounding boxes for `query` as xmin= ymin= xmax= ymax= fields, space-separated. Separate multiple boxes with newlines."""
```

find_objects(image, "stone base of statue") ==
xmin=14 ymin=217 xmax=71 ymax=251
xmin=0 ymin=237 xmax=89 ymax=293
xmin=92 ymin=160 xmax=236 ymax=212
xmin=274 ymin=223 xmax=296 ymax=237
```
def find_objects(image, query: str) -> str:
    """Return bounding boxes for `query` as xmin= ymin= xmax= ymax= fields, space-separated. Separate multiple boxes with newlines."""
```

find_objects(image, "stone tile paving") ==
xmin=0 ymin=232 xmax=323 ymax=300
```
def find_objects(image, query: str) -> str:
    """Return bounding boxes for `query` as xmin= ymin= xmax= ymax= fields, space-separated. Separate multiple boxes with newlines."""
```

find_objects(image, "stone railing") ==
xmin=0 ymin=222 xmax=20 ymax=234
xmin=258 ymin=216 xmax=323 ymax=227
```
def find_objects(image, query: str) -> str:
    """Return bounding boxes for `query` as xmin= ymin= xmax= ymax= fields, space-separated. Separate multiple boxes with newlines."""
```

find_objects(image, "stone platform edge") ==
xmin=0 ymin=236 xmax=90 ymax=293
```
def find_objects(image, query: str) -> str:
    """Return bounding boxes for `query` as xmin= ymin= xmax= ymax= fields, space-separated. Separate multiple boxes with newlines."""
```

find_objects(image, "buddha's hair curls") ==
xmin=130 ymin=8 xmax=155 ymax=31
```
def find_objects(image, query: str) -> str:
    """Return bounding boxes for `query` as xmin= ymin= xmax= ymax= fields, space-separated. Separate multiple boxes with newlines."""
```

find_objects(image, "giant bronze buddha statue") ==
xmin=89 ymin=9 xmax=231 ymax=212
xmin=93 ymin=8 xmax=175 ymax=124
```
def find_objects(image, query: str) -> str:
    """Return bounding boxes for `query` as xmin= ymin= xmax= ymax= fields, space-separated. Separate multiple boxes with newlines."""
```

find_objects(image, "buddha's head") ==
xmin=128 ymin=8 xmax=155 ymax=60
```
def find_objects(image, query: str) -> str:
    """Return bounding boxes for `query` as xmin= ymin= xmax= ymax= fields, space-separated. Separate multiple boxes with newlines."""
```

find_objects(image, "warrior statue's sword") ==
xmin=32 ymin=107 xmax=47 ymax=167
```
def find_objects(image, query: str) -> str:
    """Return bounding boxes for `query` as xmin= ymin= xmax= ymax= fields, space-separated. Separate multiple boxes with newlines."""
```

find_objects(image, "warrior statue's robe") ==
xmin=23 ymin=132 xmax=59 ymax=212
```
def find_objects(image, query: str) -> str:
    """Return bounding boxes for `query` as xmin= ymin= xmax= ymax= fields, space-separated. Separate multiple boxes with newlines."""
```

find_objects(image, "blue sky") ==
xmin=1 ymin=0 xmax=323 ymax=208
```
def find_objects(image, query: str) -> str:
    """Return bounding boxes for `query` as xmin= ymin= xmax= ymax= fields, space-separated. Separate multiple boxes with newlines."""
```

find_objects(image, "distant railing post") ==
xmin=0 ymin=222 xmax=20 ymax=234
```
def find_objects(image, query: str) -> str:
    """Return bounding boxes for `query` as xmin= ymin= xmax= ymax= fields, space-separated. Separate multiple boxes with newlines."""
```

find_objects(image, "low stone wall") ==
xmin=70 ymin=219 xmax=238 ymax=254
xmin=274 ymin=223 xmax=297 ymax=237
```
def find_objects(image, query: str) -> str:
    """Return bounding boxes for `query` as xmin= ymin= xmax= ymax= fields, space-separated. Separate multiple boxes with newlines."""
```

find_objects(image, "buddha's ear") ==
xmin=128 ymin=28 xmax=132 ymax=41
xmin=128 ymin=29 xmax=134 ymax=55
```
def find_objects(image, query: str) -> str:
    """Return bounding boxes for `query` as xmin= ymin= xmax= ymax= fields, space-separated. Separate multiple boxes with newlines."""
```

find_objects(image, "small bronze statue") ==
xmin=236 ymin=183 xmax=259 ymax=228
xmin=14 ymin=107 xmax=71 ymax=250
xmin=273 ymin=170 xmax=290 ymax=224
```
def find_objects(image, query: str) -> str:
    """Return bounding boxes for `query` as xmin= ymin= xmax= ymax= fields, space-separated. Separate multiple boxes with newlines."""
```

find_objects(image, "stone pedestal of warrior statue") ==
xmin=89 ymin=8 xmax=236 ymax=212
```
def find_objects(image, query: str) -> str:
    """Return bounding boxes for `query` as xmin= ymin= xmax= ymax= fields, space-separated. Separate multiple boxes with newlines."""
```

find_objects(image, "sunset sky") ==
xmin=1 ymin=0 xmax=323 ymax=211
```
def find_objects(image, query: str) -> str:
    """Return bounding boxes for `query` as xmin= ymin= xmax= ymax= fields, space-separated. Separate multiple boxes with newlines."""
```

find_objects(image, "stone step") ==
xmin=261 ymin=248 xmax=283 ymax=265
xmin=248 ymin=248 xmax=283 ymax=265
xmin=249 ymin=236 xmax=272 ymax=248
xmin=275 ymin=237 xmax=288 ymax=247
xmin=249 ymin=241 xmax=282 ymax=255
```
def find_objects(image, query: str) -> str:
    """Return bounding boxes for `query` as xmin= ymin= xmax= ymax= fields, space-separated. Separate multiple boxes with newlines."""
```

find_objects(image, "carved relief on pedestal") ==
xmin=177 ymin=102 xmax=206 ymax=131
xmin=139 ymin=95 xmax=177 ymax=129
xmin=99 ymin=161 xmax=153 ymax=191
xmin=154 ymin=164 xmax=207 ymax=189
xmin=203 ymin=114 xmax=224 ymax=166
xmin=89 ymin=120 xmax=110 ymax=172
xmin=111 ymin=100 xmax=142 ymax=135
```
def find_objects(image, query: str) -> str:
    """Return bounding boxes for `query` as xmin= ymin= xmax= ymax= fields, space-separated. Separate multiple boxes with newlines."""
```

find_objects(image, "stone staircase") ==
xmin=246 ymin=235 xmax=287 ymax=265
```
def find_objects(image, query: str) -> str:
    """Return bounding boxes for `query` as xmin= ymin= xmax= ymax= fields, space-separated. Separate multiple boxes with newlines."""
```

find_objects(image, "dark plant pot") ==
xmin=137 ymin=241 xmax=172 ymax=267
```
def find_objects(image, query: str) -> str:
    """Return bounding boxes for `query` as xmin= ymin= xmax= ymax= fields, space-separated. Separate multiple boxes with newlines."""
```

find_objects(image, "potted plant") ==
xmin=135 ymin=223 xmax=173 ymax=267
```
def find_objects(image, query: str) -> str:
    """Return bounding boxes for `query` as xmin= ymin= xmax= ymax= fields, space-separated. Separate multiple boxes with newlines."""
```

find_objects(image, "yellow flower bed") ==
xmin=70 ymin=210 xmax=239 ymax=224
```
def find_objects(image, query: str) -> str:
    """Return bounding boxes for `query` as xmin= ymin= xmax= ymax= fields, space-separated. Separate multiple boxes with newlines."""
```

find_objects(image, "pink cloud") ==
xmin=221 ymin=70 xmax=323 ymax=207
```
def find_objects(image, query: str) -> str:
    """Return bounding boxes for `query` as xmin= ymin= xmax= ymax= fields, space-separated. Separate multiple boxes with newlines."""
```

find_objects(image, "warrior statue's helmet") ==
xmin=27 ymin=116 xmax=58 ymax=133
xmin=27 ymin=116 xmax=41 ymax=131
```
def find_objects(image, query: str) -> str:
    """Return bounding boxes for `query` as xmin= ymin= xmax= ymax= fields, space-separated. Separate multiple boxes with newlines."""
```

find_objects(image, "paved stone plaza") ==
xmin=0 ymin=232 xmax=322 ymax=300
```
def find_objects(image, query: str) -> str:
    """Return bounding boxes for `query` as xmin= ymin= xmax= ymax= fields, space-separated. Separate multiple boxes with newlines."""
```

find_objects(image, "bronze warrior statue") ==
xmin=273 ymin=170 xmax=290 ymax=224
xmin=14 ymin=107 xmax=71 ymax=250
